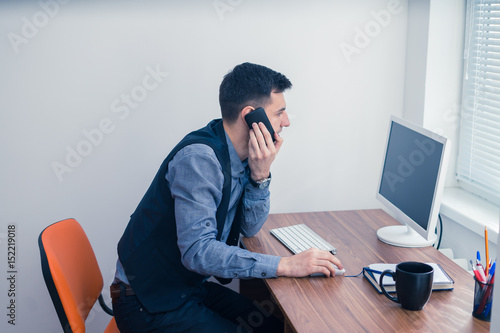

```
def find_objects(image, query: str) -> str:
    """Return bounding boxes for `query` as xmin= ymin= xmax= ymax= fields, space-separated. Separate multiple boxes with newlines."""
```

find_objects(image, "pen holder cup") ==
xmin=473 ymin=277 xmax=494 ymax=322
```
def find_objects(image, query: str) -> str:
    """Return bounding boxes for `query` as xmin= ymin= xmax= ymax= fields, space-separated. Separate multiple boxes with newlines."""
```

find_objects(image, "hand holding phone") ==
xmin=244 ymin=107 xmax=276 ymax=142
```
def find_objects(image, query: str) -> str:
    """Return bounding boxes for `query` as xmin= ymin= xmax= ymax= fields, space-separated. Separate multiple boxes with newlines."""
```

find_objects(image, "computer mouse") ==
xmin=310 ymin=265 xmax=345 ymax=277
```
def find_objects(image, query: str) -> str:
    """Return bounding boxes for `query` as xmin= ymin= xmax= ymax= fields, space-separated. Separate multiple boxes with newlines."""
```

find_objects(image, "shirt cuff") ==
xmin=244 ymin=183 xmax=270 ymax=200
xmin=249 ymin=253 xmax=281 ymax=278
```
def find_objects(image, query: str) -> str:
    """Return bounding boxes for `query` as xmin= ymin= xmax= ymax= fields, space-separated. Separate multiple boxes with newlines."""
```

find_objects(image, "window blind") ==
xmin=458 ymin=0 xmax=500 ymax=205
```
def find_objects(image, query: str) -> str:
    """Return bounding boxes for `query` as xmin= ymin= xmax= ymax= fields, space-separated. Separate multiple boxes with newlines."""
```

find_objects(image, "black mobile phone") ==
xmin=244 ymin=107 xmax=276 ymax=142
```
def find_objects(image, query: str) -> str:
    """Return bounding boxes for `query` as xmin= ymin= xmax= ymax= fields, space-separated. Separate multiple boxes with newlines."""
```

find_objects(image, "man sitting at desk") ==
xmin=111 ymin=62 xmax=343 ymax=333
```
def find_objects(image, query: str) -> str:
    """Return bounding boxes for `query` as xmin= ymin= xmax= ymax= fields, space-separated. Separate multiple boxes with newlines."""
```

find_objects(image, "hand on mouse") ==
xmin=276 ymin=248 xmax=343 ymax=277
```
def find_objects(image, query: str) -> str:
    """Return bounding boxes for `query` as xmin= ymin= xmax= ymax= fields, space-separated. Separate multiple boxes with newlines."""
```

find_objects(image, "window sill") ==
xmin=440 ymin=187 xmax=500 ymax=244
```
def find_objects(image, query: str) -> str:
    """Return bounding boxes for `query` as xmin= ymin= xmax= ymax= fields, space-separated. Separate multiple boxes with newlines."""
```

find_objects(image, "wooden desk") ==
xmin=241 ymin=209 xmax=490 ymax=333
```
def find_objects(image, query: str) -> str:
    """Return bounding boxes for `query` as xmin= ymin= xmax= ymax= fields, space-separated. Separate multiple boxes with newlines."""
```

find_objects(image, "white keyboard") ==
xmin=270 ymin=224 xmax=337 ymax=255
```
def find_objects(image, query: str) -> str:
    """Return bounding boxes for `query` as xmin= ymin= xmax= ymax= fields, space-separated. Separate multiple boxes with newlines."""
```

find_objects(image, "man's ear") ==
xmin=240 ymin=106 xmax=255 ymax=123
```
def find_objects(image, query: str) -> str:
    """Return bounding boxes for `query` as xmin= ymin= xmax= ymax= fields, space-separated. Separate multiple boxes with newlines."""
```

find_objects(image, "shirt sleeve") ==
xmin=240 ymin=182 xmax=271 ymax=237
xmin=166 ymin=144 xmax=280 ymax=279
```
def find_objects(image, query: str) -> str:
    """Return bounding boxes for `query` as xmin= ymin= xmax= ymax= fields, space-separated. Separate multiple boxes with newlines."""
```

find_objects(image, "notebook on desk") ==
xmin=363 ymin=262 xmax=454 ymax=293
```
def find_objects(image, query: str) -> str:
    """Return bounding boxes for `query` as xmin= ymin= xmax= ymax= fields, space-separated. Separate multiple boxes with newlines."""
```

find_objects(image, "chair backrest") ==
xmin=39 ymin=218 xmax=118 ymax=333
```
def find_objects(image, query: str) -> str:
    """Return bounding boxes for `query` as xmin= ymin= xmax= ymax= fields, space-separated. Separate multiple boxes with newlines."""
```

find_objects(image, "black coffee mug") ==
xmin=380 ymin=261 xmax=434 ymax=311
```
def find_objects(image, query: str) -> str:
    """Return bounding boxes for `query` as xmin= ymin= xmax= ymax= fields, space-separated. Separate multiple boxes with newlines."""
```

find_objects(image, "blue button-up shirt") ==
xmin=115 ymin=133 xmax=280 ymax=283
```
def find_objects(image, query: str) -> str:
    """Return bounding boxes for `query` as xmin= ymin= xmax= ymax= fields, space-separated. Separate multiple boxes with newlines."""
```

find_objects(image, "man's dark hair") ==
xmin=219 ymin=62 xmax=292 ymax=123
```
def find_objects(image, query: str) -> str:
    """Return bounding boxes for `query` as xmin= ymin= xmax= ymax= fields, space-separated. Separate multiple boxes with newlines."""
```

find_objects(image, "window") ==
xmin=458 ymin=0 xmax=500 ymax=205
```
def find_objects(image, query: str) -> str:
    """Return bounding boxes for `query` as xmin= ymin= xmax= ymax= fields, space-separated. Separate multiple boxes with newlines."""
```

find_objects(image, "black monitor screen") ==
xmin=379 ymin=122 xmax=444 ymax=230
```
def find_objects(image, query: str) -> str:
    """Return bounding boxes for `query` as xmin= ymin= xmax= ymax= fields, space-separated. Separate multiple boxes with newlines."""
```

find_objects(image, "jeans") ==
xmin=112 ymin=281 xmax=283 ymax=333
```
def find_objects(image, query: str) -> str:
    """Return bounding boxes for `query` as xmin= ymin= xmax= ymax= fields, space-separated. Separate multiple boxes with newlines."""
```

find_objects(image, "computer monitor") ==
xmin=376 ymin=116 xmax=450 ymax=247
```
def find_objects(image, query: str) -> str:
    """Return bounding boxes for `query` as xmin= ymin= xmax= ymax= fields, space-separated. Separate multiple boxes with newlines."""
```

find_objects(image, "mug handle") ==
xmin=380 ymin=269 xmax=398 ymax=303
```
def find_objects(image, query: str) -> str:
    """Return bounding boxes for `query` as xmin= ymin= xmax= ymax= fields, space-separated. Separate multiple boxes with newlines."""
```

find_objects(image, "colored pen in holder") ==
xmin=473 ymin=276 xmax=495 ymax=321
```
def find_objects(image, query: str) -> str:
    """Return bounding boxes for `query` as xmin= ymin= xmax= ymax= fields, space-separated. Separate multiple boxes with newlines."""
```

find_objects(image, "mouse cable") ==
xmin=345 ymin=267 xmax=387 ymax=278
xmin=345 ymin=268 xmax=366 ymax=278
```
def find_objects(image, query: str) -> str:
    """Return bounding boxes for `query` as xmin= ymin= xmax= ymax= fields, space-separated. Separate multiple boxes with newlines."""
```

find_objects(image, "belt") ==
xmin=110 ymin=283 xmax=135 ymax=303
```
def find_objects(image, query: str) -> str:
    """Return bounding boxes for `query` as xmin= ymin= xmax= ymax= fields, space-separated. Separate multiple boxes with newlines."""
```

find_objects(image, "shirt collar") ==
xmin=225 ymin=132 xmax=247 ymax=178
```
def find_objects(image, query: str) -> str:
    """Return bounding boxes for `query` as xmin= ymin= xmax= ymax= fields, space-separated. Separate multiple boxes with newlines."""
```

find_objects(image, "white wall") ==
xmin=440 ymin=214 xmax=497 ymax=264
xmin=402 ymin=0 xmax=429 ymax=125
xmin=0 ymin=1 xmax=408 ymax=331
xmin=403 ymin=0 xmax=464 ymax=187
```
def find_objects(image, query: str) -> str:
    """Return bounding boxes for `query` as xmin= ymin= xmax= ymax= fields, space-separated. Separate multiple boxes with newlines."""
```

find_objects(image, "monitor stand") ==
xmin=377 ymin=225 xmax=437 ymax=248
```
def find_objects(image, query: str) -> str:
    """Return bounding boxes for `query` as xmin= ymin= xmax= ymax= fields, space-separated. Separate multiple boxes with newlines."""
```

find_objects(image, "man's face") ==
xmin=264 ymin=92 xmax=290 ymax=134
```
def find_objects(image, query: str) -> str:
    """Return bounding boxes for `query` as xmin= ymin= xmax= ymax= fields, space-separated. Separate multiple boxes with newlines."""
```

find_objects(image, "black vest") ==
xmin=117 ymin=119 xmax=242 ymax=313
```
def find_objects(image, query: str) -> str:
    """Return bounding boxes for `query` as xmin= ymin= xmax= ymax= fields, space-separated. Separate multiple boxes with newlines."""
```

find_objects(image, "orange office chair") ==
xmin=38 ymin=218 xmax=120 ymax=333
